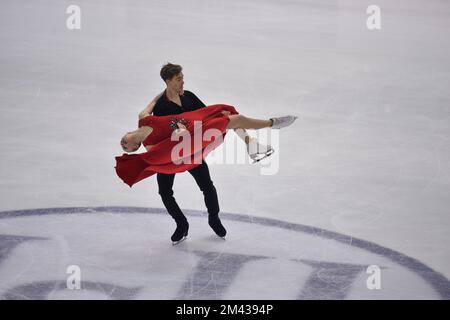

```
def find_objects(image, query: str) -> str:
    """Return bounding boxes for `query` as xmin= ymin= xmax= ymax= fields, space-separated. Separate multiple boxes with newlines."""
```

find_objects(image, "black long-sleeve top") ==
xmin=153 ymin=90 xmax=206 ymax=116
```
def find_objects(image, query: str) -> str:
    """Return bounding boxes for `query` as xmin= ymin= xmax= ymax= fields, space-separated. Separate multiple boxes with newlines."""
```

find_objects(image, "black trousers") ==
xmin=157 ymin=161 xmax=220 ymax=223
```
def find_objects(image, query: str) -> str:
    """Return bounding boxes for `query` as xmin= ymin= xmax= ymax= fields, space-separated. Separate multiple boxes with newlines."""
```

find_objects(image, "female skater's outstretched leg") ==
xmin=224 ymin=113 xmax=297 ymax=163
xmin=226 ymin=114 xmax=272 ymax=130
xmin=226 ymin=113 xmax=297 ymax=130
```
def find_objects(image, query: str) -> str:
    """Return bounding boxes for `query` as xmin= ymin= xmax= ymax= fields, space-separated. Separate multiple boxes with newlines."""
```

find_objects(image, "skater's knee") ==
xmin=204 ymin=185 xmax=217 ymax=195
xmin=234 ymin=114 xmax=246 ymax=127
xmin=228 ymin=114 xmax=245 ymax=129
xmin=198 ymin=180 xmax=215 ymax=193
xmin=158 ymin=188 xmax=174 ymax=197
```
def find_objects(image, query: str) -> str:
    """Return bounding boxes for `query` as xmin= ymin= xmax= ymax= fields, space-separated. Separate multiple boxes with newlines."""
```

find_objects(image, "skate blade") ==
xmin=172 ymin=236 xmax=187 ymax=246
xmin=251 ymin=149 xmax=275 ymax=164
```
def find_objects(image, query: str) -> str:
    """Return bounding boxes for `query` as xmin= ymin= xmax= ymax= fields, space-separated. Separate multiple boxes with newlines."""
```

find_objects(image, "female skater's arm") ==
xmin=139 ymin=91 xmax=164 ymax=119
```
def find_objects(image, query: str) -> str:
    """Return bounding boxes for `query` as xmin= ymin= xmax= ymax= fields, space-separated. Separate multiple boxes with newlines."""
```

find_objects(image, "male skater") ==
xmin=149 ymin=63 xmax=226 ymax=244
xmin=139 ymin=63 xmax=275 ymax=244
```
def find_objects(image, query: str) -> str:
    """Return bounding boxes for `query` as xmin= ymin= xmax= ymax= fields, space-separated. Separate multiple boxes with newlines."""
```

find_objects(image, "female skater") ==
xmin=115 ymin=104 xmax=297 ymax=187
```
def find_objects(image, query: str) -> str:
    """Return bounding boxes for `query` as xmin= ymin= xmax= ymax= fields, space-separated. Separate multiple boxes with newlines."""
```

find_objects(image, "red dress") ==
xmin=115 ymin=104 xmax=239 ymax=187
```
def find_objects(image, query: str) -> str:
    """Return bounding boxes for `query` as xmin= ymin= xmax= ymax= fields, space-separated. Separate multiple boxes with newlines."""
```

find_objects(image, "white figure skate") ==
xmin=270 ymin=115 xmax=298 ymax=129
xmin=247 ymin=138 xmax=275 ymax=164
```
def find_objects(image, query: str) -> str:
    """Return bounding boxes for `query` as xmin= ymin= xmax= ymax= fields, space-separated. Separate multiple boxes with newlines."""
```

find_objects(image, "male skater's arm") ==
xmin=139 ymin=91 xmax=164 ymax=119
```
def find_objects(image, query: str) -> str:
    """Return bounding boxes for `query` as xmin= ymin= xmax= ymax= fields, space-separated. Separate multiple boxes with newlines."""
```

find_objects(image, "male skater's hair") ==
xmin=160 ymin=63 xmax=182 ymax=82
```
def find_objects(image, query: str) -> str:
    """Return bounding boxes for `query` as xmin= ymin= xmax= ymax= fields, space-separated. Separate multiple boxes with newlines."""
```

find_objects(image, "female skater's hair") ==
xmin=121 ymin=134 xmax=142 ymax=153
xmin=160 ymin=63 xmax=182 ymax=82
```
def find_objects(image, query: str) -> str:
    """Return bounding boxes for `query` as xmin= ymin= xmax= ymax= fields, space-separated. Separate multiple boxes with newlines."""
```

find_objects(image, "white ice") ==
xmin=0 ymin=0 xmax=449 ymax=298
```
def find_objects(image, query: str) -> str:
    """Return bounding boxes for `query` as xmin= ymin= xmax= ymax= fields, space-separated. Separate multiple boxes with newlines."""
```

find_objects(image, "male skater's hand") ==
xmin=139 ymin=91 xmax=164 ymax=119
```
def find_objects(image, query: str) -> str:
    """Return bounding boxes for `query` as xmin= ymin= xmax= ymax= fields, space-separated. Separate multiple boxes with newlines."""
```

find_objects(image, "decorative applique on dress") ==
xmin=115 ymin=104 xmax=239 ymax=187
xmin=169 ymin=117 xmax=191 ymax=131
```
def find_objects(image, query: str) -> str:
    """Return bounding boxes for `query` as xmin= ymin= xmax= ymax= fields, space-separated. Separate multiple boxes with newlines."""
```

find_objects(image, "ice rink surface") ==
xmin=0 ymin=0 xmax=449 ymax=299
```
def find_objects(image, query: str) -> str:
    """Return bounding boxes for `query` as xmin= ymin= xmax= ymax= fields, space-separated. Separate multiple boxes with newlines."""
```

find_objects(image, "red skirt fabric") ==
xmin=115 ymin=104 xmax=238 ymax=187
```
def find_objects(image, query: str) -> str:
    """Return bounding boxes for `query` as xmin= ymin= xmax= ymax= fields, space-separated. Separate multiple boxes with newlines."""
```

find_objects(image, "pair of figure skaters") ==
xmin=115 ymin=63 xmax=297 ymax=244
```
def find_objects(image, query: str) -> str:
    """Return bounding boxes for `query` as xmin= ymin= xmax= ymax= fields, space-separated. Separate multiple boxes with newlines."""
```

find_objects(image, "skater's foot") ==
xmin=247 ymin=138 xmax=274 ymax=163
xmin=208 ymin=216 xmax=227 ymax=238
xmin=171 ymin=220 xmax=189 ymax=245
xmin=270 ymin=115 xmax=298 ymax=129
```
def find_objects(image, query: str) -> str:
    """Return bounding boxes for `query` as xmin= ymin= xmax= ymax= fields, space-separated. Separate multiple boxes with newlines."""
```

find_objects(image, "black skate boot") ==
xmin=171 ymin=219 xmax=189 ymax=245
xmin=208 ymin=216 xmax=227 ymax=239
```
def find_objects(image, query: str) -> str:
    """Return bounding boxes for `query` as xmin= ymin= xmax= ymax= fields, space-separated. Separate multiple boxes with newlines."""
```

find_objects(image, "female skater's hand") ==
xmin=221 ymin=110 xmax=231 ymax=116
